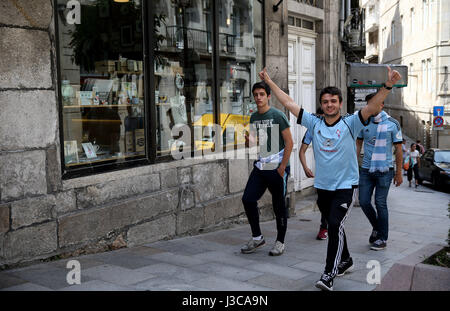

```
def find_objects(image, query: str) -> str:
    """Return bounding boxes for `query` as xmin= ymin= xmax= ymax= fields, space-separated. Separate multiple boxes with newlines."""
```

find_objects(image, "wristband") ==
xmin=382 ymin=83 xmax=393 ymax=90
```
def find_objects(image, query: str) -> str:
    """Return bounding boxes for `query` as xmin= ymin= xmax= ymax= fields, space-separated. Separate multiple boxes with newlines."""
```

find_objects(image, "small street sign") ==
xmin=433 ymin=106 xmax=444 ymax=117
xmin=433 ymin=116 xmax=444 ymax=130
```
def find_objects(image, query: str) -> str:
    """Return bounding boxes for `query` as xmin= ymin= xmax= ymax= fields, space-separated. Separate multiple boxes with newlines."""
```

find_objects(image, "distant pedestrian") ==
xmin=356 ymin=93 xmax=403 ymax=251
xmin=298 ymin=107 xmax=328 ymax=240
xmin=415 ymin=140 xmax=425 ymax=155
xmin=241 ymin=81 xmax=293 ymax=256
xmin=401 ymin=138 xmax=407 ymax=175
xmin=406 ymin=143 xmax=421 ymax=188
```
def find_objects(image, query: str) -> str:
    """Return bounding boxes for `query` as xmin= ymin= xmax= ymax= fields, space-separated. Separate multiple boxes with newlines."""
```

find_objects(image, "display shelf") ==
xmin=64 ymin=104 xmax=143 ymax=109
xmin=66 ymin=152 xmax=145 ymax=167
xmin=70 ymin=119 xmax=122 ymax=123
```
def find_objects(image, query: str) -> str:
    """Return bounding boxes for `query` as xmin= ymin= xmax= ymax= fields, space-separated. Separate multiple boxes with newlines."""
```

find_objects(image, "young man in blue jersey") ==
xmin=258 ymin=66 xmax=402 ymax=291
xmin=299 ymin=107 xmax=328 ymax=240
xmin=241 ymin=81 xmax=294 ymax=256
xmin=356 ymin=93 xmax=403 ymax=251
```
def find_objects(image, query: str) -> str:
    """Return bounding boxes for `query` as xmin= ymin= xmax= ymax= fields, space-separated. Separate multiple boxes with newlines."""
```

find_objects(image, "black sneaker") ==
xmin=315 ymin=273 xmax=334 ymax=291
xmin=337 ymin=257 xmax=354 ymax=276
xmin=370 ymin=239 xmax=387 ymax=251
xmin=369 ymin=230 xmax=378 ymax=244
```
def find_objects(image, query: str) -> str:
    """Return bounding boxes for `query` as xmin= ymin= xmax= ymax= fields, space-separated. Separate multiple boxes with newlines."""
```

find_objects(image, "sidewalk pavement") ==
xmin=1 ymin=181 xmax=448 ymax=291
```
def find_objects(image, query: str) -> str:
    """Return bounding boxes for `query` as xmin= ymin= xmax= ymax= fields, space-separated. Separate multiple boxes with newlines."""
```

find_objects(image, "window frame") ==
xmin=54 ymin=0 xmax=266 ymax=179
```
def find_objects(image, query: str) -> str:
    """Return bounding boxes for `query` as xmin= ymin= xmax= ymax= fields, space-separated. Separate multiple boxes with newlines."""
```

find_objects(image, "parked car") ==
xmin=417 ymin=148 xmax=450 ymax=190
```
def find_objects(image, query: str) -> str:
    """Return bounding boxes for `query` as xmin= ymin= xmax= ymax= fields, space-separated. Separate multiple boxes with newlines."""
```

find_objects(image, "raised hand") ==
xmin=259 ymin=67 xmax=271 ymax=82
xmin=387 ymin=66 xmax=402 ymax=87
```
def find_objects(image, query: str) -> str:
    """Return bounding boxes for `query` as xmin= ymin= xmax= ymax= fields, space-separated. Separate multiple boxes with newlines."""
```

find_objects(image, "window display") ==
xmin=56 ymin=0 xmax=264 ymax=176
xmin=153 ymin=0 xmax=214 ymax=156
xmin=57 ymin=0 xmax=146 ymax=169
xmin=153 ymin=0 xmax=262 ymax=155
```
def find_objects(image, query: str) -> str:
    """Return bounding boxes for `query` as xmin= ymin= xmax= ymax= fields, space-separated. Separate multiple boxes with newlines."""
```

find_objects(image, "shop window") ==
xmin=56 ymin=0 xmax=264 ymax=176
xmin=57 ymin=0 xmax=146 ymax=173
xmin=154 ymin=0 xmax=263 ymax=155
xmin=218 ymin=0 xmax=263 ymax=150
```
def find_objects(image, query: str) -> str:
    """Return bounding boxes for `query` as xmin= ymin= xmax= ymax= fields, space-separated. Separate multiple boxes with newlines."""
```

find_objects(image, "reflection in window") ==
xmin=153 ymin=0 xmax=213 ymax=156
xmin=219 ymin=0 xmax=263 ymax=150
xmin=57 ymin=0 xmax=145 ymax=169
xmin=154 ymin=0 xmax=263 ymax=155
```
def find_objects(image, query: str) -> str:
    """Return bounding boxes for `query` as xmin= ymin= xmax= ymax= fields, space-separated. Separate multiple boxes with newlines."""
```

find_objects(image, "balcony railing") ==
xmin=161 ymin=25 xmax=212 ymax=53
xmin=157 ymin=25 xmax=240 ymax=55
xmin=293 ymin=0 xmax=322 ymax=9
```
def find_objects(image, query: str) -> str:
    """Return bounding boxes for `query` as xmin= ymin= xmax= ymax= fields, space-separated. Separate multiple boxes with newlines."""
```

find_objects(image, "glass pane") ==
xmin=302 ymin=19 xmax=314 ymax=30
xmin=288 ymin=16 xmax=295 ymax=26
xmin=219 ymin=0 xmax=263 ymax=151
xmin=296 ymin=18 xmax=302 ymax=27
xmin=58 ymin=0 xmax=145 ymax=168
xmin=153 ymin=0 xmax=213 ymax=156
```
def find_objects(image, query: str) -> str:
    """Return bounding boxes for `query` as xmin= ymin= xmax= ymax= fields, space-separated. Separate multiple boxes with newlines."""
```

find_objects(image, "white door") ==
xmin=288 ymin=34 xmax=316 ymax=191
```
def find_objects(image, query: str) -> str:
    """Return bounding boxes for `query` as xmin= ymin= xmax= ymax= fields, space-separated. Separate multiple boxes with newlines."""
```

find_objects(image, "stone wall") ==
xmin=0 ymin=1 xmax=294 ymax=268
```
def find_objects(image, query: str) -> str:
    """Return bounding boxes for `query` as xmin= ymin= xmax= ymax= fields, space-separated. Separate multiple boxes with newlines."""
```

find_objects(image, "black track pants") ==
xmin=317 ymin=188 xmax=356 ymax=277
xmin=242 ymin=166 xmax=290 ymax=243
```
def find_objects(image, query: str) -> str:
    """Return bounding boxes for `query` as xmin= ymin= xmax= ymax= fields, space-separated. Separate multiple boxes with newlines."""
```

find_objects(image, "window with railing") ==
xmin=293 ymin=0 xmax=322 ymax=9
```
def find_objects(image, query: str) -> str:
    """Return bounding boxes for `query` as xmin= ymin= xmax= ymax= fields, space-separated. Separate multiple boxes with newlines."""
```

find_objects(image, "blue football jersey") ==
xmin=357 ymin=116 xmax=403 ymax=169
xmin=297 ymin=109 xmax=367 ymax=191
xmin=302 ymin=130 xmax=313 ymax=145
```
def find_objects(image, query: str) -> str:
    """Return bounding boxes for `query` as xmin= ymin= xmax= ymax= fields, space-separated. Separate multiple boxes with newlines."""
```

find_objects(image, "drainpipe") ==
xmin=340 ymin=0 xmax=345 ymax=39
xmin=346 ymin=0 xmax=351 ymax=21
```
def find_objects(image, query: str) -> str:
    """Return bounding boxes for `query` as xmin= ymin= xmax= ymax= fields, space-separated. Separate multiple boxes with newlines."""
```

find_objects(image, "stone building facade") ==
xmin=362 ymin=0 xmax=450 ymax=148
xmin=0 ymin=0 xmax=297 ymax=268
xmin=0 ymin=0 xmax=350 ymax=269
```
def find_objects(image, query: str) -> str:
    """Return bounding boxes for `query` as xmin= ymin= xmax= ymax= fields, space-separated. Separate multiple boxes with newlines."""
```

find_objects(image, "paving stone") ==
xmin=1 ymin=282 xmax=54 ymax=291
xmin=291 ymin=261 xmax=325 ymax=273
xmin=81 ymin=264 xmax=155 ymax=286
xmin=191 ymin=251 xmax=261 ymax=267
xmin=145 ymin=252 xmax=208 ymax=267
xmin=90 ymin=250 xmax=162 ymax=269
xmin=190 ymin=276 xmax=274 ymax=291
xmin=133 ymin=276 xmax=209 ymax=291
xmin=248 ymin=263 xmax=311 ymax=280
xmin=197 ymin=233 xmax=248 ymax=246
xmin=0 ymin=272 xmax=27 ymax=289
xmin=4 ymin=265 xmax=79 ymax=290
xmin=59 ymin=280 xmax=135 ymax=291
xmin=190 ymin=262 xmax=264 ymax=281
xmin=134 ymin=263 xmax=209 ymax=282
xmin=247 ymin=272 xmax=311 ymax=290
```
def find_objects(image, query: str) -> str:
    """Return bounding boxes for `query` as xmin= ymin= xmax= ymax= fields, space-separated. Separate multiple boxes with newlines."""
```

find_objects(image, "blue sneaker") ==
xmin=371 ymin=239 xmax=387 ymax=251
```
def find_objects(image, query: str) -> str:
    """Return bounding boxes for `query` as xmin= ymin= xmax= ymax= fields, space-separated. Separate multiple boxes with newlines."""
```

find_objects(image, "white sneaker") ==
xmin=241 ymin=237 xmax=265 ymax=254
xmin=269 ymin=241 xmax=285 ymax=256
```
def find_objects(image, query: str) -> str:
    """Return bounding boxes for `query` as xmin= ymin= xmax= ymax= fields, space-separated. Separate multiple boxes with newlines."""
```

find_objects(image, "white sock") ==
xmin=252 ymin=235 xmax=263 ymax=241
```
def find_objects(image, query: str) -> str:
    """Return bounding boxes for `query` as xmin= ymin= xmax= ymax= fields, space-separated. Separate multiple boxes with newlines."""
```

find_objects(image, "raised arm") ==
xmin=259 ymin=68 xmax=300 ymax=117
xmin=360 ymin=66 xmax=402 ymax=122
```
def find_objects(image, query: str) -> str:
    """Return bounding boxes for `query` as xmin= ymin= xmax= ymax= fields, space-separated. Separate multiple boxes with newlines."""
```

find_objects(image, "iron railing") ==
xmin=158 ymin=25 xmax=239 ymax=54
xmin=293 ymin=0 xmax=323 ymax=9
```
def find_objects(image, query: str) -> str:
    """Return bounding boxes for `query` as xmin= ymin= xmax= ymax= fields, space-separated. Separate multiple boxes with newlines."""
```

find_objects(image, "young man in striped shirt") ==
xmin=258 ymin=66 xmax=402 ymax=291
xmin=356 ymin=93 xmax=403 ymax=251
